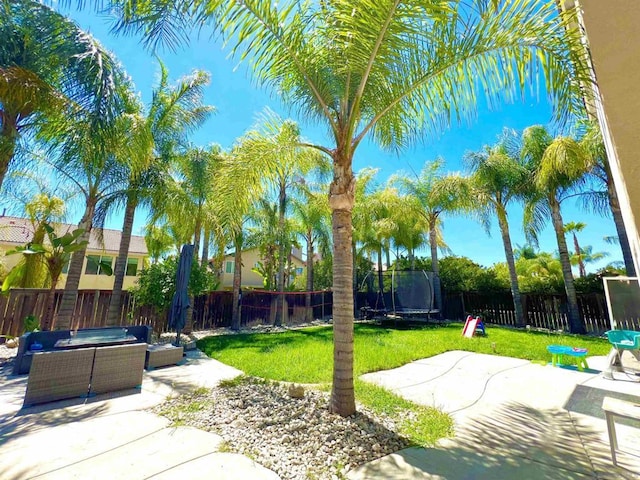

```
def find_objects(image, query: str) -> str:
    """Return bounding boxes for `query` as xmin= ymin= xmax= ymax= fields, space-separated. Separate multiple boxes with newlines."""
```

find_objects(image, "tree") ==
xmin=291 ymin=185 xmax=332 ymax=320
xmin=579 ymin=121 xmax=636 ymax=276
xmin=522 ymin=126 xmax=592 ymax=334
xmin=46 ymin=78 xmax=133 ymax=330
xmin=106 ymin=64 xmax=213 ymax=326
xmin=6 ymin=224 xmax=87 ymax=330
xmin=391 ymin=160 xmax=467 ymax=314
xmin=463 ymin=131 xmax=528 ymax=326
xmin=106 ymin=0 xmax=589 ymax=416
xmin=563 ymin=221 xmax=587 ymax=277
xmin=0 ymin=1 xmax=127 ymax=192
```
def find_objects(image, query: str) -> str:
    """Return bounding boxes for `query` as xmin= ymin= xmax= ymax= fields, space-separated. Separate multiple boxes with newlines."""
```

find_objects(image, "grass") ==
xmin=196 ymin=322 xmax=611 ymax=446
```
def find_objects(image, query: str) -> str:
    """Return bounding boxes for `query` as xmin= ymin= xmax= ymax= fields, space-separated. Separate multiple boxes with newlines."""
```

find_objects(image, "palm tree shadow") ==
xmin=356 ymin=401 xmax=639 ymax=479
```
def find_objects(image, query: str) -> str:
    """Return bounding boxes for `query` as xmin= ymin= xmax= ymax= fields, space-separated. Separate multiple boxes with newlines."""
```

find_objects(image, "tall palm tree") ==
xmin=463 ymin=132 xmax=528 ymax=326
xmin=233 ymin=112 xmax=324 ymax=325
xmin=522 ymin=125 xmax=592 ymax=334
xmin=291 ymin=186 xmax=331 ymax=321
xmin=108 ymin=0 xmax=589 ymax=416
xmin=0 ymin=1 xmax=126 ymax=192
xmin=563 ymin=221 xmax=587 ymax=278
xmin=391 ymin=160 xmax=467 ymax=313
xmin=105 ymin=64 xmax=213 ymax=326
xmin=579 ymin=122 xmax=636 ymax=276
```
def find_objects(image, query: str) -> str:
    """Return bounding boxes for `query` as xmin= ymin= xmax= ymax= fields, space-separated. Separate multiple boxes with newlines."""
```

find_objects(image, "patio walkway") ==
xmin=0 ymin=349 xmax=280 ymax=480
xmin=350 ymin=350 xmax=640 ymax=480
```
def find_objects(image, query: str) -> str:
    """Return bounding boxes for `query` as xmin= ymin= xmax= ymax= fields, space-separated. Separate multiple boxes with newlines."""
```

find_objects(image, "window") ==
xmin=62 ymin=259 xmax=71 ymax=274
xmin=225 ymin=261 xmax=235 ymax=274
xmin=126 ymin=258 xmax=138 ymax=276
xmin=296 ymin=267 xmax=304 ymax=276
xmin=85 ymin=255 xmax=100 ymax=275
xmin=85 ymin=255 xmax=113 ymax=275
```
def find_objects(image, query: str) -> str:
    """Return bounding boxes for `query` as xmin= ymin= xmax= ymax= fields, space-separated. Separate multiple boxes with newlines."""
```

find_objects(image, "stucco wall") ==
xmin=580 ymin=0 xmax=640 ymax=273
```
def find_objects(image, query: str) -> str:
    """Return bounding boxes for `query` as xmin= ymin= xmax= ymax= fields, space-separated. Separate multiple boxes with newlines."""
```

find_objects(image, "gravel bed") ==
xmin=0 ymin=344 xmax=17 ymax=377
xmin=152 ymin=377 xmax=411 ymax=480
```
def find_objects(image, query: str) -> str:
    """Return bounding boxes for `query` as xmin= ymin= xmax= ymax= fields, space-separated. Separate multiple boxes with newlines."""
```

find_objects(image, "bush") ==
xmin=131 ymin=256 xmax=219 ymax=311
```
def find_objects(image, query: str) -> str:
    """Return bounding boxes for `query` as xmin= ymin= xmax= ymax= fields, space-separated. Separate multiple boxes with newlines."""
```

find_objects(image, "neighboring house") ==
xmin=220 ymin=247 xmax=306 ymax=289
xmin=0 ymin=216 xmax=148 ymax=290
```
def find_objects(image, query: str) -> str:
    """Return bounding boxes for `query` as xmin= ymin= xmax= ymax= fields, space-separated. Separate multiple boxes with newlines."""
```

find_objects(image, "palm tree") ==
xmin=0 ymin=1 xmax=127 ymax=192
xmin=463 ymin=132 xmax=528 ymax=326
xmin=105 ymin=64 xmax=213 ymax=326
xmin=47 ymin=79 xmax=133 ymax=330
xmin=233 ymin=112 xmax=324 ymax=325
xmin=391 ymin=160 xmax=467 ymax=313
xmin=579 ymin=122 xmax=636 ymax=276
xmin=291 ymin=187 xmax=331 ymax=322
xmin=109 ymin=0 xmax=589 ymax=416
xmin=522 ymin=126 xmax=592 ymax=334
xmin=563 ymin=221 xmax=587 ymax=277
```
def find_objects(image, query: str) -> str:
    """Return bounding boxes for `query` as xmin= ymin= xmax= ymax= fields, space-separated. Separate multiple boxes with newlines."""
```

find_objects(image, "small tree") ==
xmin=6 ymin=224 xmax=87 ymax=331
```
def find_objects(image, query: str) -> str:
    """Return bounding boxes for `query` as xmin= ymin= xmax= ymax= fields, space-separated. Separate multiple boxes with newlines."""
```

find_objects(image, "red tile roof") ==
xmin=0 ymin=216 xmax=148 ymax=255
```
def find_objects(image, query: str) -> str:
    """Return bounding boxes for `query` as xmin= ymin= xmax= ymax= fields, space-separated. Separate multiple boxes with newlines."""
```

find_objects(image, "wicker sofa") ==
xmin=13 ymin=325 xmax=152 ymax=375
xmin=23 ymin=342 xmax=148 ymax=407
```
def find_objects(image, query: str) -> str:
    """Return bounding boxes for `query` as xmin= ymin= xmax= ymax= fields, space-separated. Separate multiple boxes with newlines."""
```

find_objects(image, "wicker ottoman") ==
xmin=145 ymin=344 xmax=184 ymax=369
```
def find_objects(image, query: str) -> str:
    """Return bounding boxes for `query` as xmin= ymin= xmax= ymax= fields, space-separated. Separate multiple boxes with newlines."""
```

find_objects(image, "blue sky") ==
xmin=55 ymin=6 xmax=620 ymax=271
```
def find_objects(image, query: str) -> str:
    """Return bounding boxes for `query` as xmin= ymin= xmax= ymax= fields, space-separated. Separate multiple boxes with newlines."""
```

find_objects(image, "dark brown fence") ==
xmin=0 ymin=287 xmax=625 ymax=337
xmin=0 ymin=288 xmax=333 ymax=337
xmin=0 ymin=289 xmax=165 ymax=337
xmin=443 ymin=291 xmax=612 ymax=334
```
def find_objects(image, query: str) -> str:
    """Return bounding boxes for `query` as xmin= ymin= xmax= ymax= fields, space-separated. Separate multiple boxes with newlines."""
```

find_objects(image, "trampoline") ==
xmin=391 ymin=269 xmax=439 ymax=318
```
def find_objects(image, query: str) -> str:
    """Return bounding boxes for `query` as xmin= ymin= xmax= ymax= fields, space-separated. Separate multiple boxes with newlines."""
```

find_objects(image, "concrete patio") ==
xmin=1 ymin=344 xmax=639 ymax=479
xmin=350 ymin=350 xmax=640 ymax=480
xmin=0 ymin=349 xmax=280 ymax=480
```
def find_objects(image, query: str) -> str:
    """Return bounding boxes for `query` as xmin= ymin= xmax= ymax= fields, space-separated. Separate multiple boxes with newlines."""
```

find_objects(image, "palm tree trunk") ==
xmin=605 ymin=162 xmax=637 ymax=276
xmin=573 ymin=232 xmax=586 ymax=278
xmin=328 ymin=160 xmax=356 ymax=417
xmin=193 ymin=213 xmax=202 ymax=264
xmin=550 ymin=197 xmax=584 ymax=334
xmin=429 ymin=219 xmax=442 ymax=314
xmin=56 ymin=200 xmax=96 ymax=330
xmin=274 ymin=183 xmax=287 ymax=326
xmin=231 ymin=236 xmax=242 ymax=330
xmin=496 ymin=207 xmax=525 ymax=326
xmin=107 ymin=194 xmax=137 ymax=326
xmin=201 ymin=227 xmax=210 ymax=267
xmin=305 ymin=231 xmax=314 ymax=322
xmin=41 ymin=280 xmax=58 ymax=332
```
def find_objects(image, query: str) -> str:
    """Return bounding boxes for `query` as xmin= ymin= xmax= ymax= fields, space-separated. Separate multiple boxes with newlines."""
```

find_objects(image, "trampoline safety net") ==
xmin=392 ymin=270 xmax=435 ymax=314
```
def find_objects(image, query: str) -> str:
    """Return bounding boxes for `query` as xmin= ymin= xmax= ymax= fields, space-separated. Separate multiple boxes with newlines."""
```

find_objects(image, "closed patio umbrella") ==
xmin=169 ymin=244 xmax=195 ymax=346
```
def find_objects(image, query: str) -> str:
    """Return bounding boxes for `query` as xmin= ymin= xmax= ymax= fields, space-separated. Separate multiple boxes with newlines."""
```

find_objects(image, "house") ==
xmin=220 ymin=247 xmax=306 ymax=289
xmin=559 ymin=1 xmax=640 ymax=275
xmin=0 ymin=216 xmax=148 ymax=290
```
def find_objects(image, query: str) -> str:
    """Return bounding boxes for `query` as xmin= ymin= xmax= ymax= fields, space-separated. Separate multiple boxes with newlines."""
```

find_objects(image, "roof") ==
xmin=0 ymin=216 xmax=148 ymax=255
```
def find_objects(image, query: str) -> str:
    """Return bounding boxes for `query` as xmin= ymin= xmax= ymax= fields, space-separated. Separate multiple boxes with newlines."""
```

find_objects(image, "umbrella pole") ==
xmin=175 ymin=329 xmax=181 ymax=347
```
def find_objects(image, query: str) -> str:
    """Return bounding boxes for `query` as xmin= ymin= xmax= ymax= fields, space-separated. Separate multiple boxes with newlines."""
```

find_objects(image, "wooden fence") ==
xmin=443 ymin=291 xmax=615 ymax=334
xmin=2 ymin=287 xmax=637 ymax=337
xmin=0 ymin=289 xmax=165 ymax=337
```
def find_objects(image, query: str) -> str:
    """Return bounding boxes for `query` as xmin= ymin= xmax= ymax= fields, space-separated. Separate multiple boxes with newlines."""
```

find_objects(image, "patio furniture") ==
xmin=89 ymin=343 xmax=147 ymax=395
xmin=603 ymin=330 xmax=640 ymax=380
xmin=602 ymin=396 xmax=640 ymax=466
xmin=13 ymin=325 xmax=152 ymax=375
xmin=546 ymin=345 xmax=589 ymax=371
xmin=23 ymin=348 xmax=96 ymax=406
xmin=145 ymin=344 xmax=184 ymax=370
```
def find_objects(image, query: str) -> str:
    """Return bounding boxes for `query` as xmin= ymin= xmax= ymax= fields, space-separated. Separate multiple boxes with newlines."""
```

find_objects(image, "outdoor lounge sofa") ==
xmin=13 ymin=325 xmax=152 ymax=375
xmin=89 ymin=343 xmax=147 ymax=394
xmin=23 ymin=348 xmax=96 ymax=406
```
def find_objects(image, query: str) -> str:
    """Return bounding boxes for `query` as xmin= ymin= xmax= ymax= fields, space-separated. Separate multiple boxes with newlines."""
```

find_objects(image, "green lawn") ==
xmin=197 ymin=322 xmax=611 ymax=383
xmin=196 ymin=322 xmax=611 ymax=447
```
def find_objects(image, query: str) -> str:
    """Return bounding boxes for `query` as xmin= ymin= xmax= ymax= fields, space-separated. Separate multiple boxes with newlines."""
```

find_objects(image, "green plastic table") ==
xmin=547 ymin=345 xmax=589 ymax=371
